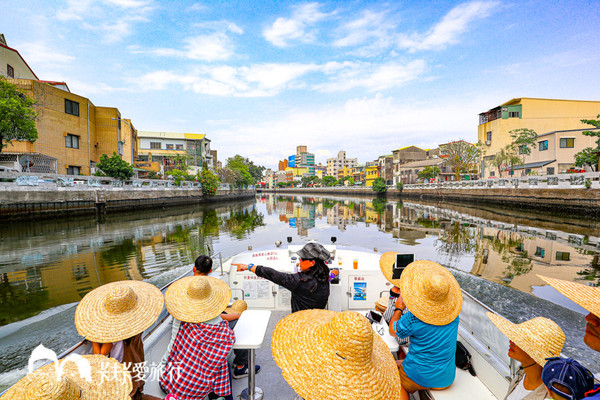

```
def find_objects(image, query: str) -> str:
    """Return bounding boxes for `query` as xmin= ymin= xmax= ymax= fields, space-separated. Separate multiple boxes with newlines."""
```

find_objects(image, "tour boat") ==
xmin=2 ymin=241 xmax=526 ymax=400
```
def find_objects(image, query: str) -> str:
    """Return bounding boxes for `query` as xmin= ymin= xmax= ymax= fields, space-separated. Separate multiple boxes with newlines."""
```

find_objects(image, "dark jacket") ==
xmin=254 ymin=265 xmax=329 ymax=313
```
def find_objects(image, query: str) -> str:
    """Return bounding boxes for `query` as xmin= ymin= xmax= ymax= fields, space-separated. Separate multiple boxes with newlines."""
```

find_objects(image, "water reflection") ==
xmin=0 ymin=200 xmax=262 ymax=326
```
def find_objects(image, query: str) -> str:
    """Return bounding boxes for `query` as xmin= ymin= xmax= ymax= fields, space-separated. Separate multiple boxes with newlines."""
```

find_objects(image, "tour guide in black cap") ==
xmin=233 ymin=242 xmax=331 ymax=313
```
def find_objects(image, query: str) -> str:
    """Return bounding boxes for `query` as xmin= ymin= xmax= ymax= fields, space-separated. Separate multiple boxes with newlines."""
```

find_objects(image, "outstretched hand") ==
xmin=232 ymin=263 xmax=248 ymax=272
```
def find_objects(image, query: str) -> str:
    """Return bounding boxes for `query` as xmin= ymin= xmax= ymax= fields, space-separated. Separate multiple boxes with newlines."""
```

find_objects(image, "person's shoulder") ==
xmin=586 ymin=385 xmax=600 ymax=399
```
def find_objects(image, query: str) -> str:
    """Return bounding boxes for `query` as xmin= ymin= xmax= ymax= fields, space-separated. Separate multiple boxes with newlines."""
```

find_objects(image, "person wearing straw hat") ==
xmin=159 ymin=275 xmax=235 ymax=400
xmin=233 ymin=242 xmax=331 ymax=313
xmin=272 ymin=309 xmax=402 ymax=400
xmin=388 ymin=260 xmax=462 ymax=400
xmin=1 ymin=354 xmax=133 ymax=400
xmin=537 ymin=275 xmax=600 ymax=399
xmin=75 ymin=280 xmax=164 ymax=400
xmin=487 ymin=312 xmax=566 ymax=400
xmin=159 ymin=255 xmax=259 ymax=381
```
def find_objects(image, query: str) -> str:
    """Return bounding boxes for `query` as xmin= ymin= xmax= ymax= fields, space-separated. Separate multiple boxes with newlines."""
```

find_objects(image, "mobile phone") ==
xmin=367 ymin=310 xmax=382 ymax=324
xmin=392 ymin=254 xmax=414 ymax=280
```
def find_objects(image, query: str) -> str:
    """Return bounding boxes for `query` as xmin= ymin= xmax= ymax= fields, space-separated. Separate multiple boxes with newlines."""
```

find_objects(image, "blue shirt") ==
xmin=586 ymin=384 xmax=600 ymax=399
xmin=394 ymin=311 xmax=459 ymax=388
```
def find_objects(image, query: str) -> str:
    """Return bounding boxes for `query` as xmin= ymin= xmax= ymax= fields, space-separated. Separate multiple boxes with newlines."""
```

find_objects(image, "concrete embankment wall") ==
xmin=0 ymin=187 xmax=256 ymax=221
xmin=259 ymin=188 xmax=600 ymax=215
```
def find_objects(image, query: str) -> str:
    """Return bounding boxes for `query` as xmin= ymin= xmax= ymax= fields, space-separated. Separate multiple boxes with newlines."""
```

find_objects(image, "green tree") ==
xmin=417 ymin=166 xmax=441 ymax=181
xmin=300 ymin=175 xmax=320 ymax=187
xmin=574 ymin=115 xmax=600 ymax=171
xmin=440 ymin=140 xmax=480 ymax=181
xmin=396 ymin=182 xmax=404 ymax=191
xmin=372 ymin=177 xmax=387 ymax=194
xmin=226 ymin=155 xmax=255 ymax=187
xmin=96 ymin=152 xmax=134 ymax=180
xmin=322 ymin=176 xmax=337 ymax=186
xmin=340 ymin=176 xmax=355 ymax=185
xmin=199 ymin=168 xmax=219 ymax=196
xmin=166 ymin=168 xmax=193 ymax=186
xmin=0 ymin=77 xmax=38 ymax=152
xmin=510 ymin=128 xmax=538 ymax=163
xmin=490 ymin=145 xmax=522 ymax=177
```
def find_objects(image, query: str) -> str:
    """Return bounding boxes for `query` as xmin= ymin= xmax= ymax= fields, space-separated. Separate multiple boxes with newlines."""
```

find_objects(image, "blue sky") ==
xmin=2 ymin=0 xmax=599 ymax=168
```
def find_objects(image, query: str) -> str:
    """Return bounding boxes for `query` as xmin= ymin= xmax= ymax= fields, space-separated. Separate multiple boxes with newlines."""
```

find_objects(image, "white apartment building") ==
xmin=326 ymin=151 xmax=358 ymax=177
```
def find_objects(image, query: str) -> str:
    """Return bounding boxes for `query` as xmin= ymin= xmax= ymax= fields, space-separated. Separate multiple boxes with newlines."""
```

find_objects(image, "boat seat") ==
xmin=426 ymin=368 xmax=496 ymax=400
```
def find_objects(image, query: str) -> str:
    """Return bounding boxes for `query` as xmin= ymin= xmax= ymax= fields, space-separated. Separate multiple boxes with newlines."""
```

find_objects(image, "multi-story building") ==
xmin=2 ymin=79 xmax=131 ymax=175
xmin=365 ymin=162 xmax=380 ymax=186
xmin=326 ymin=150 xmax=358 ymax=177
xmin=337 ymin=166 xmax=353 ymax=180
xmin=398 ymin=159 xmax=446 ymax=184
xmin=0 ymin=34 xmax=37 ymax=80
xmin=504 ymin=128 xmax=599 ymax=176
xmin=136 ymin=131 xmax=212 ymax=175
xmin=377 ymin=155 xmax=394 ymax=185
xmin=352 ymin=165 xmax=365 ymax=184
xmin=478 ymin=98 xmax=600 ymax=178
xmin=295 ymin=145 xmax=315 ymax=176
xmin=392 ymin=146 xmax=427 ymax=185
xmin=278 ymin=159 xmax=289 ymax=171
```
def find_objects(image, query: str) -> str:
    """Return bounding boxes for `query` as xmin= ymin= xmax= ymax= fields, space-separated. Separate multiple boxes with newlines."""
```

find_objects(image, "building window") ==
xmin=166 ymin=144 xmax=174 ymax=150
xmin=176 ymin=144 xmax=184 ymax=150
xmin=7 ymin=64 xmax=14 ymax=78
xmin=534 ymin=247 xmax=545 ymax=257
xmin=66 ymin=166 xmax=81 ymax=175
xmin=560 ymin=138 xmax=574 ymax=148
xmin=486 ymin=131 xmax=492 ymax=145
xmin=518 ymin=145 xmax=527 ymax=155
xmin=547 ymin=167 xmax=555 ymax=175
xmin=65 ymin=99 xmax=80 ymax=116
xmin=508 ymin=111 xmax=520 ymax=118
xmin=150 ymin=142 xmax=161 ymax=149
xmin=556 ymin=252 xmax=570 ymax=261
xmin=65 ymin=134 xmax=79 ymax=149
xmin=490 ymin=171 xmax=495 ymax=177
xmin=539 ymin=140 xmax=548 ymax=151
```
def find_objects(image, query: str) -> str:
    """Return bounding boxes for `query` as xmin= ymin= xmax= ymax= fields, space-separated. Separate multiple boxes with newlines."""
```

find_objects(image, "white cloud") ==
xmin=133 ymin=59 xmax=424 ymax=97
xmin=211 ymin=95 xmax=480 ymax=167
xmin=263 ymin=2 xmax=330 ymax=47
xmin=399 ymin=1 xmax=498 ymax=51
xmin=15 ymin=42 xmax=75 ymax=80
xmin=333 ymin=10 xmax=395 ymax=51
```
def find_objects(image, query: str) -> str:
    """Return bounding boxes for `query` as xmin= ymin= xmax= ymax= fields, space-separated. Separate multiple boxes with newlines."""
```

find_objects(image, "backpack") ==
xmin=455 ymin=341 xmax=476 ymax=376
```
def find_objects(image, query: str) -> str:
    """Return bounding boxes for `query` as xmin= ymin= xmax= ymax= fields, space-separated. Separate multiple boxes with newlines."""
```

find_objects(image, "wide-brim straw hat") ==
xmin=537 ymin=275 xmax=600 ymax=318
xmin=1 ymin=355 xmax=132 ymax=400
xmin=225 ymin=299 xmax=247 ymax=314
xmin=272 ymin=309 xmax=401 ymax=400
xmin=487 ymin=312 xmax=565 ymax=367
xmin=399 ymin=260 xmax=462 ymax=326
xmin=379 ymin=252 xmax=401 ymax=287
xmin=75 ymin=280 xmax=164 ymax=343
xmin=165 ymin=276 xmax=231 ymax=323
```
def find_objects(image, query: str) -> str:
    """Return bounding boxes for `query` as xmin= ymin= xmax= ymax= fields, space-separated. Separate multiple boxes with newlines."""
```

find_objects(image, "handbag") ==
xmin=455 ymin=341 xmax=476 ymax=376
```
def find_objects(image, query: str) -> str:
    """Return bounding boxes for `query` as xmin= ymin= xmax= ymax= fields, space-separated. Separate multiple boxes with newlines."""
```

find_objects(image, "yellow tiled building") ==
xmin=478 ymin=98 xmax=600 ymax=178
xmin=365 ymin=164 xmax=380 ymax=186
xmin=4 ymin=79 xmax=132 ymax=175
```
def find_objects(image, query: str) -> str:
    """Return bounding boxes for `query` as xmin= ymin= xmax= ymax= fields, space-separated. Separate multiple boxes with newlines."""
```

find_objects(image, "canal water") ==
xmin=1 ymin=194 xmax=599 ymax=389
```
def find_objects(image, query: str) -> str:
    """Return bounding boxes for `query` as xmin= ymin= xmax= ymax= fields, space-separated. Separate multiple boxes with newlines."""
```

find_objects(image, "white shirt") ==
xmin=507 ymin=377 xmax=534 ymax=400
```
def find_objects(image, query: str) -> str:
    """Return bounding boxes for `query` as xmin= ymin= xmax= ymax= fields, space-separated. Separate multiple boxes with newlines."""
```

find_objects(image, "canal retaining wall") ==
xmin=0 ymin=172 xmax=255 ymax=221
xmin=259 ymin=186 xmax=600 ymax=216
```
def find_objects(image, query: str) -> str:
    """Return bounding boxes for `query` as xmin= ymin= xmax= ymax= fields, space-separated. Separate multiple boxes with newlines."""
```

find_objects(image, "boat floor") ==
xmin=144 ymin=309 xmax=297 ymax=399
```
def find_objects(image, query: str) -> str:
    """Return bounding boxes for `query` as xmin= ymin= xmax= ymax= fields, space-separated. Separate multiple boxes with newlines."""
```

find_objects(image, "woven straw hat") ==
xmin=165 ymin=276 xmax=231 ymax=323
xmin=225 ymin=299 xmax=247 ymax=314
xmin=487 ymin=312 xmax=565 ymax=366
xmin=537 ymin=275 xmax=600 ymax=318
xmin=2 ymin=355 xmax=132 ymax=400
xmin=75 ymin=280 xmax=164 ymax=343
xmin=375 ymin=296 xmax=388 ymax=313
xmin=379 ymin=252 xmax=401 ymax=287
xmin=399 ymin=260 xmax=462 ymax=326
xmin=272 ymin=309 xmax=401 ymax=400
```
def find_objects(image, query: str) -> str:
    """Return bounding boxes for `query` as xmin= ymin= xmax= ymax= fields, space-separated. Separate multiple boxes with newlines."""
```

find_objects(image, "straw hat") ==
xmin=537 ymin=275 xmax=600 ymax=318
xmin=272 ymin=309 xmax=402 ymax=400
xmin=2 ymin=355 xmax=132 ymax=400
xmin=225 ymin=299 xmax=247 ymax=314
xmin=379 ymin=252 xmax=401 ymax=287
xmin=487 ymin=312 xmax=565 ymax=367
xmin=399 ymin=260 xmax=462 ymax=326
xmin=165 ymin=276 xmax=231 ymax=323
xmin=375 ymin=296 xmax=388 ymax=313
xmin=75 ymin=280 xmax=164 ymax=343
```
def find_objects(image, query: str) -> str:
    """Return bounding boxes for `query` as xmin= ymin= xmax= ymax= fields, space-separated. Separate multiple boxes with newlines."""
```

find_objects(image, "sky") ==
xmin=1 ymin=0 xmax=599 ymax=168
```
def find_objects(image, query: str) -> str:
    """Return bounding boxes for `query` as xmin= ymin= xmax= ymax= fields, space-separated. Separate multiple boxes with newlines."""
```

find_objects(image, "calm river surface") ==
xmin=1 ymin=193 xmax=599 ymax=388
